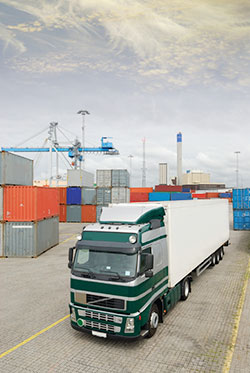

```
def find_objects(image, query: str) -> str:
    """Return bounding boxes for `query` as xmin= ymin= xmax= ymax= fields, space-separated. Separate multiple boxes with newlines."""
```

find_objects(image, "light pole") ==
xmin=128 ymin=154 xmax=133 ymax=186
xmin=77 ymin=110 xmax=90 ymax=169
xmin=234 ymin=151 xmax=240 ymax=188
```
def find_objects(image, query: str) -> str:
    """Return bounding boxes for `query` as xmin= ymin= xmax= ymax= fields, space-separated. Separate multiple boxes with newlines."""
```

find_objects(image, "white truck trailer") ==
xmin=68 ymin=199 xmax=229 ymax=339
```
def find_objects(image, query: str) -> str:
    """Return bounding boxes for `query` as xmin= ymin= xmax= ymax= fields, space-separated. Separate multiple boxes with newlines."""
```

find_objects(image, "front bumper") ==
xmin=70 ymin=303 xmax=142 ymax=339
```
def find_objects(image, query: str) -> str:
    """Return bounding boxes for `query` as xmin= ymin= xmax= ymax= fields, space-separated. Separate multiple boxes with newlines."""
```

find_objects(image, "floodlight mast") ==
xmin=77 ymin=110 xmax=90 ymax=169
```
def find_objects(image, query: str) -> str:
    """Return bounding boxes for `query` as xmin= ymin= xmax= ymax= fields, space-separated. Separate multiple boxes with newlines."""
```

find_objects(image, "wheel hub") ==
xmin=150 ymin=312 xmax=159 ymax=329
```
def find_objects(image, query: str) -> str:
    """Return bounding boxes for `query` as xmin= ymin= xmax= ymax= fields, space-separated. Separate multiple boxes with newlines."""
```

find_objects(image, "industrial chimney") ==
xmin=159 ymin=163 xmax=168 ymax=185
xmin=177 ymin=132 xmax=182 ymax=185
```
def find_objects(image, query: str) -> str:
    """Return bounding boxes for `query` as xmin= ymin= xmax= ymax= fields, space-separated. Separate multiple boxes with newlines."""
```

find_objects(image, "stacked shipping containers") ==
xmin=233 ymin=189 xmax=250 ymax=230
xmin=62 ymin=169 xmax=96 ymax=223
xmin=96 ymin=169 xmax=130 ymax=221
xmin=0 ymin=152 xmax=59 ymax=257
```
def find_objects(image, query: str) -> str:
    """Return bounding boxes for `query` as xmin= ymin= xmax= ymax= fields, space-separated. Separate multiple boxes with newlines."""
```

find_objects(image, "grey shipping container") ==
xmin=67 ymin=169 xmax=94 ymax=187
xmin=111 ymin=187 xmax=130 ymax=204
xmin=0 ymin=187 xmax=3 ymax=220
xmin=67 ymin=205 xmax=82 ymax=222
xmin=111 ymin=169 xmax=130 ymax=187
xmin=82 ymin=188 xmax=97 ymax=205
xmin=96 ymin=188 xmax=111 ymax=205
xmin=96 ymin=170 xmax=112 ymax=187
xmin=0 ymin=152 xmax=33 ymax=186
xmin=0 ymin=223 xmax=3 ymax=256
xmin=3 ymin=217 xmax=59 ymax=257
xmin=96 ymin=205 xmax=108 ymax=222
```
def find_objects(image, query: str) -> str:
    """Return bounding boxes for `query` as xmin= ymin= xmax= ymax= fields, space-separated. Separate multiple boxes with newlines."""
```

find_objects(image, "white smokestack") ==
xmin=159 ymin=163 xmax=168 ymax=185
xmin=177 ymin=132 xmax=182 ymax=185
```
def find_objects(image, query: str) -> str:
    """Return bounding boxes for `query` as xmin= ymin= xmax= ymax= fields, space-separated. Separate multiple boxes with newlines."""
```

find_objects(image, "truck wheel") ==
xmin=146 ymin=303 xmax=159 ymax=338
xmin=215 ymin=251 xmax=220 ymax=264
xmin=211 ymin=254 xmax=216 ymax=266
xmin=181 ymin=278 xmax=190 ymax=301
xmin=219 ymin=248 xmax=223 ymax=260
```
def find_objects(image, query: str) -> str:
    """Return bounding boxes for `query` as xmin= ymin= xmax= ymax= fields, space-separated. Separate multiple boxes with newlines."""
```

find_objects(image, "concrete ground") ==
xmin=0 ymin=217 xmax=250 ymax=372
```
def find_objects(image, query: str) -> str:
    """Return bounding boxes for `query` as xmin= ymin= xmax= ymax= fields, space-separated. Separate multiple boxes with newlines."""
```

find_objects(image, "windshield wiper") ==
xmin=74 ymin=267 xmax=96 ymax=279
xmin=100 ymin=269 xmax=125 ymax=281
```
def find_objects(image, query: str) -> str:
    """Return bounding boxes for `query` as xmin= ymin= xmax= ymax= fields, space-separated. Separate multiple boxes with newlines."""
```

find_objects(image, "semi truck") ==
xmin=68 ymin=199 xmax=229 ymax=339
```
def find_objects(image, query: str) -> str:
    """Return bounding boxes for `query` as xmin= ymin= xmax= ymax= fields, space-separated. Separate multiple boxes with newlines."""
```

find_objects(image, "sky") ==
xmin=0 ymin=0 xmax=250 ymax=187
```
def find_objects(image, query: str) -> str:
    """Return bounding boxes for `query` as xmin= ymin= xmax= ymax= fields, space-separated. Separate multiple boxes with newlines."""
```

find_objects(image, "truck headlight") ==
xmin=129 ymin=235 xmax=137 ymax=244
xmin=77 ymin=235 xmax=82 ymax=241
xmin=125 ymin=318 xmax=134 ymax=333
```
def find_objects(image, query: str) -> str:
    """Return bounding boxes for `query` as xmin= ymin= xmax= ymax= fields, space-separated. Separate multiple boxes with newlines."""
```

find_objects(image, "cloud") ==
xmin=1 ymin=0 xmax=250 ymax=87
xmin=0 ymin=22 xmax=26 ymax=53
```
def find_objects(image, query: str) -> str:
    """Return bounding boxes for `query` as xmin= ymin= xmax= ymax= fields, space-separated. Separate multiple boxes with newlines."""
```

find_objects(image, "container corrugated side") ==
xmin=130 ymin=187 xmax=153 ymax=193
xmin=3 ymin=217 xmax=59 ymax=257
xmin=233 ymin=188 xmax=250 ymax=209
xmin=111 ymin=187 xmax=130 ymax=203
xmin=4 ymin=186 xmax=59 ymax=221
xmin=130 ymin=192 xmax=149 ymax=202
xmin=66 ymin=187 xmax=81 ymax=205
xmin=81 ymin=205 xmax=96 ymax=223
xmin=155 ymin=185 xmax=182 ymax=192
xmin=57 ymin=187 xmax=67 ymax=204
xmin=0 ymin=152 xmax=33 ymax=186
xmin=67 ymin=205 xmax=81 ymax=222
xmin=111 ymin=170 xmax=130 ymax=187
xmin=82 ymin=188 xmax=97 ymax=205
xmin=171 ymin=193 xmax=192 ymax=201
xmin=233 ymin=210 xmax=250 ymax=230
xmin=0 ymin=187 xmax=3 ymax=220
xmin=59 ymin=205 xmax=67 ymax=222
xmin=96 ymin=188 xmax=111 ymax=205
xmin=67 ymin=169 xmax=94 ymax=187
xmin=149 ymin=192 xmax=171 ymax=201
xmin=96 ymin=170 xmax=112 ymax=187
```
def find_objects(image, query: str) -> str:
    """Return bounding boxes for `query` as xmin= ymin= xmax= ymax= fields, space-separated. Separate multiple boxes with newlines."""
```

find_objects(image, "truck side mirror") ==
xmin=68 ymin=247 xmax=75 ymax=269
xmin=145 ymin=253 xmax=153 ymax=271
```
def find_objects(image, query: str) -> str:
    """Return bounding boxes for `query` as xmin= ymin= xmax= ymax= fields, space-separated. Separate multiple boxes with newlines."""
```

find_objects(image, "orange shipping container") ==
xmin=81 ymin=205 xmax=96 ymax=223
xmin=4 ymin=186 xmax=59 ymax=221
xmin=59 ymin=205 xmax=67 ymax=222
xmin=130 ymin=187 xmax=153 ymax=193
xmin=57 ymin=187 xmax=67 ymax=205
xmin=192 ymin=193 xmax=207 ymax=199
xmin=206 ymin=192 xmax=219 ymax=199
xmin=130 ymin=192 xmax=149 ymax=202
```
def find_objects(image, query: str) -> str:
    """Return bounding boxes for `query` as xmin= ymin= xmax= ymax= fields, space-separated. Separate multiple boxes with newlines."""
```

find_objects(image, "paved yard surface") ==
xmin=0 ymin=217 xmax=250 ymax=372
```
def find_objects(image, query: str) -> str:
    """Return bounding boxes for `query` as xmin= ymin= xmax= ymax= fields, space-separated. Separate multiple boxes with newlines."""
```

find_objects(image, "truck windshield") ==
xmin=73 ymin=248 xmax=137 ymax=281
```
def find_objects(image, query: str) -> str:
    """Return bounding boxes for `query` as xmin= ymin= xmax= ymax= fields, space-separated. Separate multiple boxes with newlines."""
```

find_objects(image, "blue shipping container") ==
xmin=67 ymin=187 xmax=82 ymax=205
xmin=182 ymin=188 xmax=191 ymax=193
xmin=233 ymin=189 xmax=250 ymax=209
xmin=171 ymin=193 xmax=192 ymax=201
xmin=149 ymin=192 xmax=170 ymax=201
xmin=219 ymin=193 xmax=231 ymax=198
xmin=233 ymin=210 xmax=250 ymax=230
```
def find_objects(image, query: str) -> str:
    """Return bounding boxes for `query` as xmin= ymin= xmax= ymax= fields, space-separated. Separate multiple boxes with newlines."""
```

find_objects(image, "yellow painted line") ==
xmin=0 ymin=314 xmax=70 ymax=359
xmin=222 ymin=256 xmax=250 ymax=372
xmin=59 ymin=233 xmax=77 ymax=245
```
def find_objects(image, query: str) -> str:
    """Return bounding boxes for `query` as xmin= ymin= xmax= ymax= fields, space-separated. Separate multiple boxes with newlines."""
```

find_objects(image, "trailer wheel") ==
xmin=181 ymin=278 xmax=190 ymax=301
xmin=146 ymin=303 xmax=159 ymax=338
xmin=211 ymin=254 xmax=216 ymax=267
xmin=215 ymin=251 xmax=220 ymax=264
xmin=219 ymin=248 xmax=223 ymax=260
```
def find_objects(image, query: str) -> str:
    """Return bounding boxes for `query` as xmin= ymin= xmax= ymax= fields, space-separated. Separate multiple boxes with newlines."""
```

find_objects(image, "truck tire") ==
xmin=146 ymin=303 xmax=159 ymax=338
xmin=211 ymin=254 xmax=216 ymax=267
xmin=219 ymin=248 xmax=223 ymax=260
xmin=215 ymin=251 xmax=220 ymax=264
xmin=181 ymin=278 xmax=190 ymax=301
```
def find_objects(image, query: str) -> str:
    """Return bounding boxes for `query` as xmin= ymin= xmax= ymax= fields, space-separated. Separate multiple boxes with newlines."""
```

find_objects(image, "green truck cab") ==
xmin=68 ymin=201 xmax=229 ymax=339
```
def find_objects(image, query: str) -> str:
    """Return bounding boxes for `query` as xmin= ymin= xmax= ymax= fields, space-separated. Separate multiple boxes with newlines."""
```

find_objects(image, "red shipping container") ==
xmin=130 ymin=187 xmax=153 ymax=193
xmin=206 ymin=192 xmax=219 ymax=199
xmin=130 ymin=192 xmax=149 ymax=202
xmin=57 ymin=187 xmax=67 ymax=205
xmin=4 ymin=186 xmax=59 ymax=221
xmin=82 ymin=205 xmax=96 ymax=223
xmin=59 ymin=205 xmax=67 ymax=222
xmin=155 ymin=185 xmax=182 ymax=192
xmin=192 ymin=193 xmax=207 ymax=199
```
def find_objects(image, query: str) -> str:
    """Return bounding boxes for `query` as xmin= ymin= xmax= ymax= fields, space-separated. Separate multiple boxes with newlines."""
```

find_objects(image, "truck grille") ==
xmin=78 ymin=309 xmax=122 ymax=324
xmin=86 ymin=294 xmax=125 ymax=310
xmin=83 ymin=319 xmax=121 ymax=333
